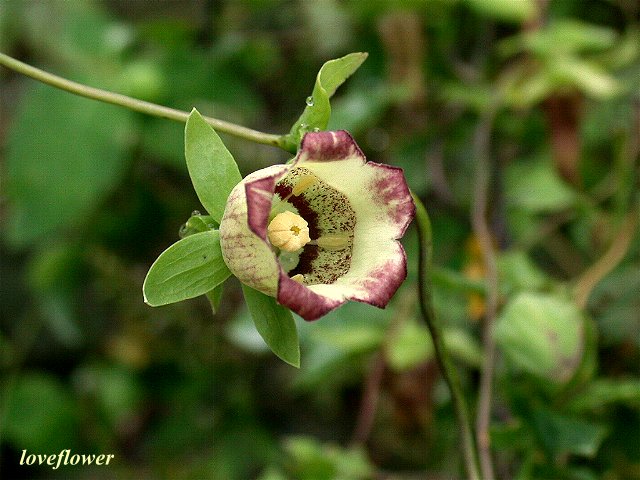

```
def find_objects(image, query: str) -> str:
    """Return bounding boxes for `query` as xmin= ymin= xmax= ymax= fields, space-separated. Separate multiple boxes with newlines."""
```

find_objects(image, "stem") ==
xmin=0 ymin=52 xmax=289 ymax=151
xmin=350 ymin=351 xmax=386 ymax=446
xmin=412 ymin=192 xmax=482 ymax=480
xmin=471 ymin=105 xmax=499 ymax=480
xmin=573 ymin=210 xmax=638 ymax=309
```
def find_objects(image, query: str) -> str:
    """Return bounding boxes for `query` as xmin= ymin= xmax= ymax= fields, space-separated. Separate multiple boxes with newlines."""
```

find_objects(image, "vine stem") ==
xmin=472 ymin=105 xmax=499 ymax=480
xmin=412 ymin=192 xmax=482 ymax=480
xmin=574 ymin=210 xmax=638 ymax=309
xmin=0 ymin=52 xmax=288 ymax=150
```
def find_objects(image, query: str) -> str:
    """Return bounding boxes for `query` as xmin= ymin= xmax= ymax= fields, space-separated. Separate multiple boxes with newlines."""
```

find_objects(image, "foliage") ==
xmin=1 ymin=1 xmax=639 ymax=479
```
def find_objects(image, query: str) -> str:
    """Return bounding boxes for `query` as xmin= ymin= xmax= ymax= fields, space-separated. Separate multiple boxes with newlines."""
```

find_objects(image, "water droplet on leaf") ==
xmin=305 ymin=96 xmax=314 ymax=106
xmin=191 ymin=210 xmax=201 ymax=217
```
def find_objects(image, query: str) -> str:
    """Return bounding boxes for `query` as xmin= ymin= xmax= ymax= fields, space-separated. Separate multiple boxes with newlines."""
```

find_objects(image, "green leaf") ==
xmin=505 ymin=157 xmax=577 ymax=213
xmin=465 ymin=0 xmax=535 ymax=24
xmin=257 ymin=467 xmax=289 ymax=480
xmin=143 ymin=230 xmax=231 ymax=306
xmin=533 ymin=408 xmax=608 ymax=458
xmin=5 ymin=83 xmax=133 ymax=247
xmin=552 ymin=57 xmax=619 ymax=98
xmin=528 ymin=20 xmax=617 ymax=55
xmin=498 ymin=250 xmax=549 ymax=295
xmin=386 ymin=319 xmax=433 ymax=372
xmin=495 ymin=292 xmax=584 ymax=383
xmin=179 ymin=213 xmax=218 ymax=238
xmin=73 ymin=364 xmax=142 ymax=429
xmin=285 ymin=52 xmax=368 ymax=150
xmin=443 ymin=328 xmax=484 ymax=367
xmin=241 ymin=284 xmax=300 ymax=368
xmin=3 ymin=373 xmax=80 ymax=452
xmin=499 ymin=20 xmax=618 ymax=58
xmin=568 ymin=379 xmax=640 ymax=413
xmin=311 ymin=324 xmax=385 ymax=353
xmin=284 ymin=436 xmax=374 ymax=480
xmin=184 ymin=109 xmax=242 ymax=222
xmin=284 ymin=437 xmax=335 ymax=480
xmin=206 ymin=284 xmax=224 ymax=314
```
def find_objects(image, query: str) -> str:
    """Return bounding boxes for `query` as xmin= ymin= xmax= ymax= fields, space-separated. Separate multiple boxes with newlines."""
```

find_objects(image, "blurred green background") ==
xmin=1 ymin=1 xmax=639 ymax=479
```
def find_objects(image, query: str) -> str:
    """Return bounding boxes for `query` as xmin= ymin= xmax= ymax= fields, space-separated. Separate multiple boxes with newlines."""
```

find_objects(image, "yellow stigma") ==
xmin=268 ymin=211 xmax=311 ymax=252
xmin=290 ymin=274 xmax=305 ymax=284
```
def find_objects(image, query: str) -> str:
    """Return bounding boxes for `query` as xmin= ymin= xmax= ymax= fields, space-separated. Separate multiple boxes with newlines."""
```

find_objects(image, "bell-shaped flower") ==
xmin=219 ymin=130 xmax=415 ymax=320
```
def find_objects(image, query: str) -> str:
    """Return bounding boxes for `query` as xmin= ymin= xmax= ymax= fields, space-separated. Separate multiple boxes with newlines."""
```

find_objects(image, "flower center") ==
xmin=267 ymin=211 xmax=311 ymax=252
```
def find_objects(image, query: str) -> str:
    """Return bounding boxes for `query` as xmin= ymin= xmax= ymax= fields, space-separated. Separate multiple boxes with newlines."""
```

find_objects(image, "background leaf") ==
xmin=465 ymin=0 xmax=535 ymax=23
xmin=4 ymin=83 xmax=133 ymax=247
xmin=143 ymin=230 xmax=230 ymax=306
xmin=3 ymin=373 xmax=80 ymax=452
xmin=495 ymin=292 xmax=584 ymax=383
xmin=533 ymin=409 xmax=608 ymax=458
xmin=184 ymin=109 xmax=242 ymax=222
xmin=241 ymin=285 xmax=300 ymax=368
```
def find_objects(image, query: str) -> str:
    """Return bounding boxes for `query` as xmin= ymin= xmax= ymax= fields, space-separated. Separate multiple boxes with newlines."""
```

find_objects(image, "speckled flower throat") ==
xmin=270 ymin=167 xmax=356 ymax=286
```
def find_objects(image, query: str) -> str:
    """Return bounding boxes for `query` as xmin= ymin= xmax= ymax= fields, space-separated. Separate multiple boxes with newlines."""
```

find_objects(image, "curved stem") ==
xmin=472 ymin=106 xmax=499 ymax=480
xmin=412 ymin=192 xmax=482 ymax=480
xmin=574 ymin=210 xmax=638 ymax=309
xmin=0 ymin=52 xmax=290 ymax=151
xmin=350 ymin=351 xmax=386 ymax=446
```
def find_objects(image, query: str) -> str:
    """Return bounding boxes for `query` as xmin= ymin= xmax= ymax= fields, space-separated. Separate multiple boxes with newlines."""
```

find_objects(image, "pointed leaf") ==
xmin=143 ymin=230 xmax=231 ymax=306
xmin=206 ymin=284 xmax=224 ymax=314
xmin=241 ymin=284 xmax=300 ymax=367
xmin=184 ymin=109 xmax=242 ymax=222
xmin=285 ymin=52 xmax=368 ymax=150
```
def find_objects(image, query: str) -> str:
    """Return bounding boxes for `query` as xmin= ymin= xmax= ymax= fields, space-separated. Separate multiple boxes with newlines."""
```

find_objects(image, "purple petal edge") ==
xmin=348 ymin=242 xmax=408 ymax=308
xmin=366 ymin=162 xmax=416 ymax=238
xmin=299 ymin=130 xmax=364 ymax=163
xmin=244 ymin=170 xmax=285 ymax=240
xmin=277 ymin=272 xmax=345 ymax=321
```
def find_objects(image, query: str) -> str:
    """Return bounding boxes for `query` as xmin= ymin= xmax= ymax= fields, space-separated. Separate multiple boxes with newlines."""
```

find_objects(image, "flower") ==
xmin=219 ymin=130 xmax=415 ymax=321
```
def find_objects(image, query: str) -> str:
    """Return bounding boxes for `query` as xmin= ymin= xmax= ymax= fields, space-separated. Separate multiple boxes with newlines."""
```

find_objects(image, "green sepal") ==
xmin=241 ymin=284 xmax=300 ymax=368
xmin=143 ymin=230 xmax=231 ymax=307
xmin=283 ymin=52 xmax=368 ymax=151
xmin=184 ymin=109 xmax=242 ymax=223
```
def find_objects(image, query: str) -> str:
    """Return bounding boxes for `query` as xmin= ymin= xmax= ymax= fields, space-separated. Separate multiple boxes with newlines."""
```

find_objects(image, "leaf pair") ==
xmin=143 ymin=110 xmax=299 ymax=367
